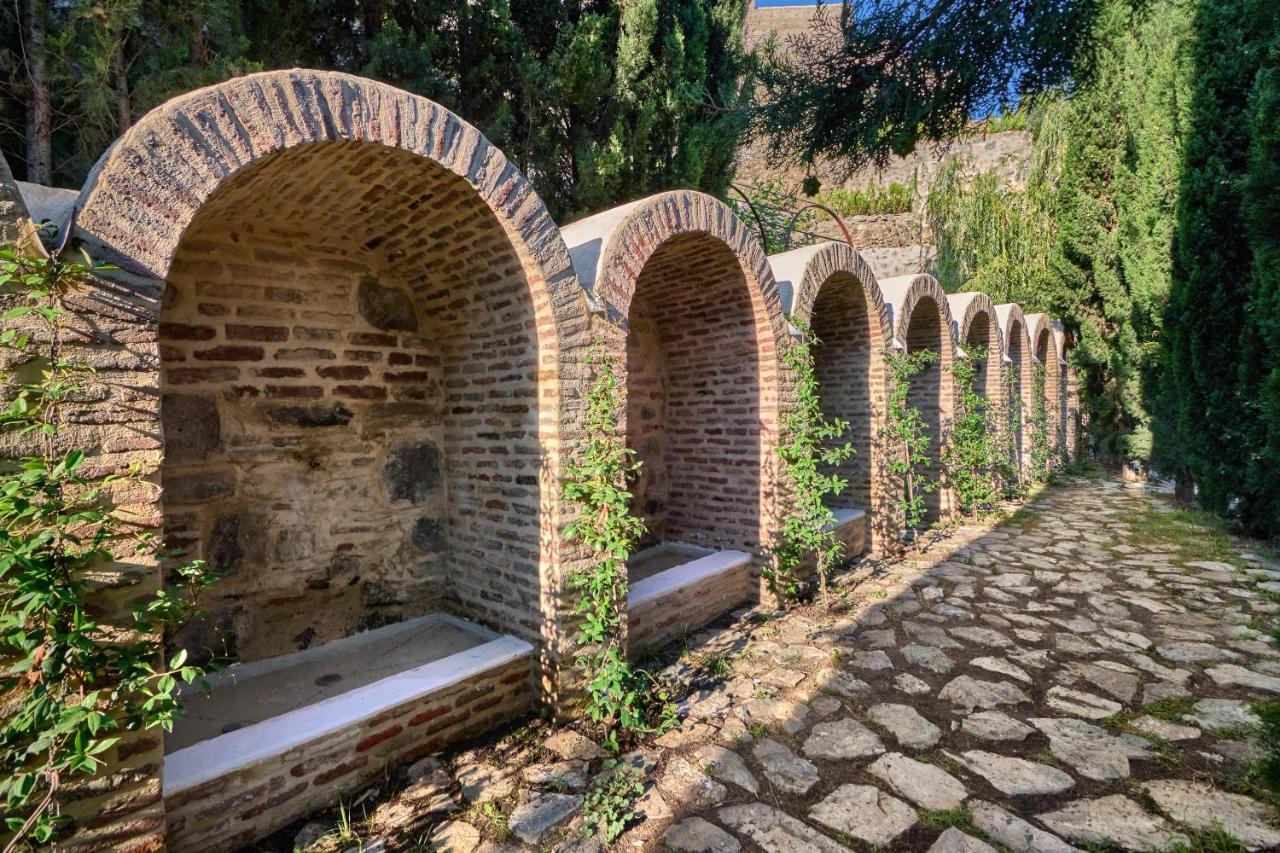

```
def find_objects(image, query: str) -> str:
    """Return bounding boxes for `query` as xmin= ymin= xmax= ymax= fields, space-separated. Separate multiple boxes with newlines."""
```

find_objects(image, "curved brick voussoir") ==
xmin=74 ymin=68 xmax=578 ymax=303
xmin=878 ymin=274 xmax=956 ymax=353
xmin=947 ymin=292 xmax=1004 ymax=363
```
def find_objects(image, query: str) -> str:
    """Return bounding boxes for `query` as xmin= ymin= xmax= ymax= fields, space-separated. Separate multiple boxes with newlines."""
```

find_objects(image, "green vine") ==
xmin=884 ymin=349 xmax=940 ymax=545
xmin=943 ymin=349 xmax=1004 ymax=517
xmin=562 ymin=341 xmax=674 ymax=752
xmin=1030 ymin=363 xmax=1055 ymax=481
xmin=999 ymin=367 xmax=1029 ymax=498
xmin=0 ymin=241 xmax=216 ymax=847
xmin=771 ymin=321 xmax=855 ymax=606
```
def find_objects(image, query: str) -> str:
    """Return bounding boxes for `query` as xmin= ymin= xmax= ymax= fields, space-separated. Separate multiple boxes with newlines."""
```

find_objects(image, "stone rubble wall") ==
xmin=0 ymin=68 xmax=1080 ymax=851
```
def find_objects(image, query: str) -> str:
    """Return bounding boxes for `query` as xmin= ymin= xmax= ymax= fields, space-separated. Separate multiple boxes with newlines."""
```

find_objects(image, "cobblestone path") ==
xmin=309 ymin=476 xmax=1280 ymax=852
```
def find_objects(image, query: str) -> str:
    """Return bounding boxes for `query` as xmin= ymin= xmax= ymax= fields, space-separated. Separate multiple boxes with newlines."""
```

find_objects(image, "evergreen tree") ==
xmin=1 ymin=0 xmax=751 ymax=220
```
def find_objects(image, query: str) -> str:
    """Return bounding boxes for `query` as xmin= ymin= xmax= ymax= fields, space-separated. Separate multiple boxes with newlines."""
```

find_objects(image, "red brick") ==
xmin=194 ymin=345 xmax=264 ymax=361
xmin=225 ymin=324 xmax=290 ymax=342
xmin=317 ymin=365 xmax=371 ymax=380
xmin=355 ymin=725 xmax=404 ymax=752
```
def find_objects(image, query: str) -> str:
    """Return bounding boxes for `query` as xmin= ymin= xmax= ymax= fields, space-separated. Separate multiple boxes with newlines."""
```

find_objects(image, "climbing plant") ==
xmin=771 ymin=321 xmax=855 ymax=606
xmin=943 ymin=349 xmax=1004 ymax=517
xmin=562 ymin=342 xmax=675 ymax=751
xmin=998 ymin=368 xmax=1029 ymax=499
xmin=1029 ymin=363 xmax=1055 ymax=481
xmin=0 ymin=241 xmax=217 ymax=846
xmin=883 ymin=349 xmax=941 ymax=545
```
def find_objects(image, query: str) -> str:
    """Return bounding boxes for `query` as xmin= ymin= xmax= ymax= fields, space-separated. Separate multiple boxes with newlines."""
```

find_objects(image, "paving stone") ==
xmin=949 ymin=626 xmax=1011 ymax=647
xmin=544 ymin=731 xmax=605 ymax=761
xmin=808 ymin=694 xmax=842 ymax=718
xmin=1064 ymin=661 xmax=1140 ymax=703
xmin=457 ymin=763 xmax=517 ymax=803
xmin=1045 ymin=686 xmax=1123 ymax=720
xmin=633 ymin=784 xmax=672 ymax=822
xmin=508 ymin=793 xmax=583 ymax=845
xmin=801 ymin=717 xmax=886 ymax=760
xmin=939 ymin=675 xmax=1031 ymax=712
xmin=1143 ymin=780 xmax=1280 ymax=850
xmin=812 ymin=667 xmax=871 ymax=698
xmin=1129 ymin=715 xmax=1201 ymax=741
xmin=961 ymin=710 xmax=1033 ymax=742
xmin=659 ymin=756 xmax=728 ymax=810
xmin=427 ymin=821 xmax=482 ymax=853
xmin=523 ymin=761 xmax=589 ymax=790
xmin=718 ymin=803 xmax=846 ymax=853
xmin=861 ymin=628 xmax=897 ymax=648
xmin=868 ymin=752 xmax=967 ymax=810
xmin=1206 ymin=663 xmax=1280 ymax=693
xmin=903 ymin=644 xmax=956 ymax=674
xmin=664 ymin=817 xmax=741 ymax=853
xmin=869 ymin=703 xmax=942 ymax=748
xmin=692 ymin=744 xmax=758 ymax=795
xmin=1154 ymin=641 xmax=1237 ymax=663
xmin=1037 ymin=795 xmax=1188 ymax=852
xmin=1029 ymin=717 xmax=1152 ymax=780
xmin=970 ymin=656 xmax=1032 ymax=683
xmin=927 ymin=827 xmax=998 ymax=853
xmin=1186 ymin=698 xmax=1261 ymax=730
xmin=969 ymin=800 xmax=1080 ymax=853
xmin=850 ymin=650 xmax=894 ymax=670
xmin=954 ymin=750 xmax=1075 ymax=796
xmin=753 ymin=738 xmax=820 ymax=795
xmin=905 ymin=622 xmax=964 ymax=649
xmin=808 ymin=784 xmax=918 ymax=847
xmin=894 ymin=672 xmax=933 ymax=695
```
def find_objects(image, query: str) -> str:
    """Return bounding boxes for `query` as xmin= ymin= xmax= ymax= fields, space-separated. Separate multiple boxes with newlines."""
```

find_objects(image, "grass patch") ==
xmin=1142 ymin=695 xmax=1197 ymax=723
xmin=1130 ymin=506 xmax=1244 ymax=568
xmin=1165 ymin=823 xmax=1251 ymax=853
xmin=692 ymin=650 xmax=735 ymax=680
xmin=917 ymin=807 xmax=976 ymax=833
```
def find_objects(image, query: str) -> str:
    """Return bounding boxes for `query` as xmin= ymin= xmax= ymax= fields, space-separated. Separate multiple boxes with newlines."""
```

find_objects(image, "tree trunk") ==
xmin=112 ymin=40 xmax=132 ymax=135
xmin=22 ymin=0 xmax=52 ymax=185
xmin=1174 ymin=469 xmax=1195 ymax=506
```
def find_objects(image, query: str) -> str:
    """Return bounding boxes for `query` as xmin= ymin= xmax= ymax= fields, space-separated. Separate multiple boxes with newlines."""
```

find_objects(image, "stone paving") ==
xmin=292 ymin=476 xmax=1280 ymax=852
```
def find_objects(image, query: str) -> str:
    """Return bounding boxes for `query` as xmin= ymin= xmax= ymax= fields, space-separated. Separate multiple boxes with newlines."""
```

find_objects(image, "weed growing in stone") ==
xmin=581 ymin=762 xmax=644 ymax=842
xmin=884 ymin=348 xmax=941 ymax=545
xmin=563 ymin=341 xmax=675 ymax=750
xmin=0 ymin=241 xmax=218 ymax=845
xmin=772 ymin=321 xmax=855 ymax=604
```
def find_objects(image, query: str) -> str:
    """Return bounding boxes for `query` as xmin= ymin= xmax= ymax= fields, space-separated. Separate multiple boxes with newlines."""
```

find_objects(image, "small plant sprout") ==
xmin=580 ymin=761 xmax=645 ymax=843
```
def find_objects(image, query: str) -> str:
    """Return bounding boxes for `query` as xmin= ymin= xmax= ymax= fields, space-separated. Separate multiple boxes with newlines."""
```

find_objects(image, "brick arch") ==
xmin=72 ymin=68 xmax=592 ymax=689
xmin=880 ymin=274 xmax=955 ymax=523
xmin=947 ymin=291 xmax=1003 ymax=402
xmin=771 ymin=241 xmax=894 ymax=552
xmin=561 ymin=190 xmax=788 ymax=613
xmin=1026 ymin=312 xmax=1061 ymax=460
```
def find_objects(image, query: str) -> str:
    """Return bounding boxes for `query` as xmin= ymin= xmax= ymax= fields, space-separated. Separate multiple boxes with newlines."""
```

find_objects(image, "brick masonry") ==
xmin=164 ymin=655 xmax=533 ymax=851
xmin=0 ymin=69 xmax=1078 ymax=851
